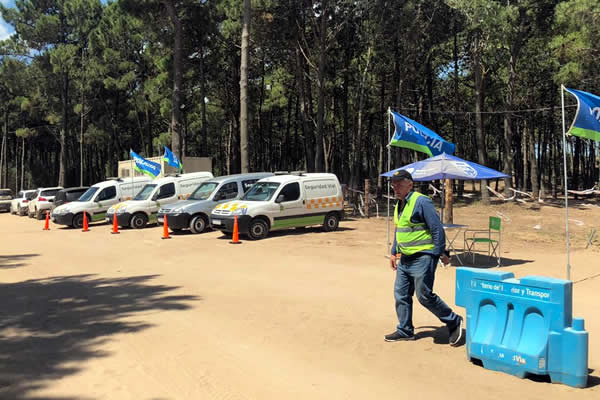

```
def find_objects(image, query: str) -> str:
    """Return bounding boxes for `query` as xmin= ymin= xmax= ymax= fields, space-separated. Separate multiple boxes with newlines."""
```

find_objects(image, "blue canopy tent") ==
xmin=381 ymin=153 xmax=509 ymax=245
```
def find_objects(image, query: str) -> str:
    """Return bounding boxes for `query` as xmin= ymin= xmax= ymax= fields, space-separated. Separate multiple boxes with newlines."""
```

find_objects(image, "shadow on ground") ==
xmin=449 ymin=251 xmax=533 ymax=268
xmin=0 ymin=254 xmax=40 ymax=269
xmin=0 ymin=274 xmax=199 ymax=400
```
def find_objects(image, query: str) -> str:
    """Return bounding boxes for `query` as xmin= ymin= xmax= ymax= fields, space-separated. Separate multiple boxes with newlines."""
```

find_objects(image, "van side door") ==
xmin=94 ymin=185 xmax=118 ymax=220
xmin=272 ymin=181 xmax=308 ymax=230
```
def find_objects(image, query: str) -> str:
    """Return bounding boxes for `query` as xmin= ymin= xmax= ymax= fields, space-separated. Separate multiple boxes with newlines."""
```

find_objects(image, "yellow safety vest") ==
xmin=394 ymin=192 xmax=435 ymax=255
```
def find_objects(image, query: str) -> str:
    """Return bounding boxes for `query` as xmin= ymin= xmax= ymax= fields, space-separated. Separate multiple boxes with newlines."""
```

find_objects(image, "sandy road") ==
xmin=0 ymin=203 xmax=598 ymax=399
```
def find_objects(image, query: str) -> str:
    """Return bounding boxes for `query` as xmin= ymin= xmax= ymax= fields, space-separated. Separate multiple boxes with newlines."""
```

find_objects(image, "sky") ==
xmin=0 ymin=1 xmax=110 ymax=41
xmin=0 ymin=0 xmax=15 ymax=41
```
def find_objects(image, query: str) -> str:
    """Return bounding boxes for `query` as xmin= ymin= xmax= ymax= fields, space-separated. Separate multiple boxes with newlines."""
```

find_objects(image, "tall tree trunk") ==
xmin=239 ymin=0 xmax=250 ymax=173
xmin=163 ymin=1 xmax=184 ymax=160
xmin=21 ymin=137 xmax=25 ymax=190
xmin=473 ymin=36 xmax=489 ymax=204
xmin=315 ymin=0 xmax=327 ymax=172
xmin=0 ymin=111 xmax=5 ymax=188
xmin=529 ymin=123 xmax=539 ymax=198
xmin=59 ymin=72 xmax=68 ymax=187
xmin=199 ymin=47 xmax=208 ymax=156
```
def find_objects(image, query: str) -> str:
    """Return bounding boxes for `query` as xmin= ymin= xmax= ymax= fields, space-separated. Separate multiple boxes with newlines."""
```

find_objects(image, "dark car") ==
xmin=0 ymin=188 xmax=13 ymax=212
xmin=52 ymin=186 xmax=89 ymax=209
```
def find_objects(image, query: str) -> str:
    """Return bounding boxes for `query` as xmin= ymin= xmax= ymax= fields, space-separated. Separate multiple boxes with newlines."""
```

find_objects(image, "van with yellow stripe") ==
xmin=106 ymin=171 xmax=213 ymax=229
xmin=210 ymin=172 xmax=344 ymax=240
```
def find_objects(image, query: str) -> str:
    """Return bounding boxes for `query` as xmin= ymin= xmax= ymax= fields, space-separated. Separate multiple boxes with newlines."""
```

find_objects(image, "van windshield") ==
xmin=134 ymin=184 xmax=157 ymax=200
xmin=242 ymin=182 xmax=280 ymax=201
xmin=190 ymin=182 xmax=218 ymax=200
xmin=77 ymin=187 xmax=99 ymax=202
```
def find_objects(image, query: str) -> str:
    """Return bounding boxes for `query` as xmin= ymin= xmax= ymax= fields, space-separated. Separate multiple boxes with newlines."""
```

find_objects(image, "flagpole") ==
xmin=561 ymin=85 xmax=571 ymax=281
xmin=387 ymin=107 xmax=391 ymax=250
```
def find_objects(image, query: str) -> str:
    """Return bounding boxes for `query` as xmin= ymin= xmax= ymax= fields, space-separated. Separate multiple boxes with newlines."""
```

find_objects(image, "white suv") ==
xmin=28 ymin=186 xmax=63 ymax=219
xmin=13 ymin=189 xmax=38 ymax=216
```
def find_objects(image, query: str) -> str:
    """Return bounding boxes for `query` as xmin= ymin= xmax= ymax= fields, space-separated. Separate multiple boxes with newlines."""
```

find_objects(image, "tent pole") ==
xmin=561 ymin=85 xmax=571 ymax=281
xmin=387 ymin=107 xmax=392 ymax=250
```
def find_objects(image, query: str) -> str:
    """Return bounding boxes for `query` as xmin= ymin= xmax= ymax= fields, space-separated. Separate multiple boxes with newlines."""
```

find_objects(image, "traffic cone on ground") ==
xmin=161 ymin=214 xmax=171 ymax=239
xmin=229 ymin=215 xmax=241 ymax=244
xmin=111 ymin=214 xmax=120 ymax=234
xmin=82 ymin=213 xmax=89 ymax=232
xmin=43 ymin=210 xmax=50 ymax=231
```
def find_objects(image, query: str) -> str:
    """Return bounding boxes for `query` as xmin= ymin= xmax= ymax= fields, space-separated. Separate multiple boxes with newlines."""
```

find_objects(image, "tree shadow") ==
xmin=0 ymin=254 xmax=40 ymax=269
xmin=0 ymin=274 xmax=199 ymax=400
xmin=448 ymin=252 xmax=533 ymax=268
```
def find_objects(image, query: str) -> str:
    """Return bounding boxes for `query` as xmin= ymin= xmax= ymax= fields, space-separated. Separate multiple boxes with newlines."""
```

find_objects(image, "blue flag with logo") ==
xmin=389 ymin=110 xmax=455 ymax=156
xmin=565 ymin=88 xmax=600 ymax=142
xmin=163 ymin=146 xmax=183 ymax=171
xmin=130 ymin=150 xmax=161 ymax=178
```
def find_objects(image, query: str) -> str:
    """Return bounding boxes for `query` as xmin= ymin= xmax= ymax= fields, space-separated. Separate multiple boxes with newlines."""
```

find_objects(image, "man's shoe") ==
xmin=449 ymin=316 xmax=463 ymax=346
xmin=384 ymin=331 xmax=415 ymax=342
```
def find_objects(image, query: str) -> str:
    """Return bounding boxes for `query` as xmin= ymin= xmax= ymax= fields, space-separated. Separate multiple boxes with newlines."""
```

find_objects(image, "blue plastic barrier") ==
xmin=455 ymin=267 xmax=588 ymax=388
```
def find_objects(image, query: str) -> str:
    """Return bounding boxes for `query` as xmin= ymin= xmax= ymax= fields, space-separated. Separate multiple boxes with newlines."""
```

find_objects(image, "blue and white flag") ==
xmin=565 ymin=87 xmax=600 ymax=142
xmin=389 ymin=110 xmax=455 ymax=156
xmin=130 ymin=150 xmax=161 ymax=178
xmin=163 ymin=146 xmax=183 ymax=171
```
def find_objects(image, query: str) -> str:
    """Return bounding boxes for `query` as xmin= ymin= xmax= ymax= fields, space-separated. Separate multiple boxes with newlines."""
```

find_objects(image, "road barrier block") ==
xmin=455 ymin=268 xmax=588 ymax=388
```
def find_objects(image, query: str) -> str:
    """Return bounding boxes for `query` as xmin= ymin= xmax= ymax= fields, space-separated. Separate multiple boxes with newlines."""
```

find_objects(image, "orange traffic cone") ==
xmin=82 ymin=213 xmax=89 ymax=232
xmin=229 ymin=215 xmax=241 ymax=244
xmin=42 ymin=210 xmax=50 ymax=231
xmin=161 ymin=214 xmax=171 ymax=239
xmin=111 ymin=214 xmax=120 ymax=234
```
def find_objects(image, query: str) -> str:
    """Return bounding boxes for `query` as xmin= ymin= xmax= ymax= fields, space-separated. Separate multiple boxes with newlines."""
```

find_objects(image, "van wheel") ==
xmin=189 ymin=215 xmax=207 ymax=234
xmin=248 ymin=219 xmax=269 ymax=240
xmin=323 ymin=212 xmax=339 ymax=232
xmin=73 ymin=213 xmax=84 ymax=229
xmin=130 ymin=213 xmax=148 ymax=229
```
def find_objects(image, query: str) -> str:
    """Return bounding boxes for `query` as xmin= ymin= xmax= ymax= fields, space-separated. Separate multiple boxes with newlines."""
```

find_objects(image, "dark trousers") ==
xmin=394 ymin=253 xmax=459 ymax=336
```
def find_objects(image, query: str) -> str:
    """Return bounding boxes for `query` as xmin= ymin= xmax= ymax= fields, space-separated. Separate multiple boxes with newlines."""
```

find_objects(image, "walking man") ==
xmin=385 ymin=170 xmax=463 ymax=345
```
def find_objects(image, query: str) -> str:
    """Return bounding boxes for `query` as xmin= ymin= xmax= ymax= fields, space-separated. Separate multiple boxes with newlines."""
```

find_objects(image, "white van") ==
xmin=210 ymin=172 xmax=344 ymax=240
xmin=106 ymin=171 xmax=213 ymax=229
xmin=51 ymin=177 xmax=151 ymax=228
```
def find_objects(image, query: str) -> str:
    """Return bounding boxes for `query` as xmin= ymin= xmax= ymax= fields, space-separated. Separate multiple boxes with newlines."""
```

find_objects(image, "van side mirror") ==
xmin=213 ymin=193 xmax=222 ymax=201
xmin=276 ymin=195 xmax=285 ymax=203
xmin=151 ymin=193 xmax=158 ymax=201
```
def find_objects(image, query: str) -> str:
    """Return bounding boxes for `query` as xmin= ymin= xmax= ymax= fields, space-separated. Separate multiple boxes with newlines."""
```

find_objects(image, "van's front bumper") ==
xmin=0 ymin=201 xmax=10 ymax=211
xmin=210 ymin=215 xmax=251 ymax=234
xmin=106 ymin=213 xmax=131 ymax=227
xmin=156 ymin=212 xmax=190 ymax=230
xmin=52 ymin=212 xmax=74 ymax=226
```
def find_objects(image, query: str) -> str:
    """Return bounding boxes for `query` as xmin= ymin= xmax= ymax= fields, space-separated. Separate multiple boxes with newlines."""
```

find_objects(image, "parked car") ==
xmin=0 ymin=188 xmax=13 ymax=212
xmin=52 ymin=177 xmax=151 ymax=228
xmin=10 ymin=190 xmax=35 ymax=214
xmin=28 ymin=186 xmax=63 ymax=219
xmin=52 ymin=187 xmax=89 ymax=210
xmin=16 ymin=190 xmax=39 ymax=216
xmin=157 ymin=172 xmax=274 ymax=234
xmin=211 ymin=172 xmax=344 ymax=240
xmin=107 ymin=172 xmax=213 ymax=229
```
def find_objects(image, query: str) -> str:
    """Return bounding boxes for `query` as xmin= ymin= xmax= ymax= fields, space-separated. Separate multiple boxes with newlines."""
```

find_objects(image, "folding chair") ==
xmin=464 ymin=216 xmax=502 ymax=267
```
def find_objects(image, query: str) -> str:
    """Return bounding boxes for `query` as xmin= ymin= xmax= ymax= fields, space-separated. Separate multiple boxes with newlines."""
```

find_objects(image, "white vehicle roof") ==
xmin=91 ymin=176 xmax=150 ymax=188
xmin=258 ymin=173 xmax=339 ymax=184
xmin=150 ymin=171 xmax=213 ymax=186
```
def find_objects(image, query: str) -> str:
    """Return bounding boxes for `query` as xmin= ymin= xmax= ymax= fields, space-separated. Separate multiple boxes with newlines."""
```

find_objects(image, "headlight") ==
xmin=232 ymin=208 xmax=245 ymax=215
xmin=171 ymin=208 xmax=183 ymax=213
xmin=116 ymin=207 xmax=127 ymax=214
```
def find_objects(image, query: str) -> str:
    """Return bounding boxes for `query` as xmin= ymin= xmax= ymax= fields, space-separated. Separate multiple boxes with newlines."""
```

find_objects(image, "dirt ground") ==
xmin=1 ymin=197 xmax=599 ymax=400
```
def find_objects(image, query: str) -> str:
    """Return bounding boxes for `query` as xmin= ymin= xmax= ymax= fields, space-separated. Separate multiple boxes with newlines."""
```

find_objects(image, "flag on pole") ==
xmin=389 ymin=110 xmax=455 ymax=156
xmin=564 ymin=88 xmax=600 ymax=142
xmin=130 ymin=149 xmax=161 ymax=178
xmin=163 ymin=146 xmax=183 ymax=171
